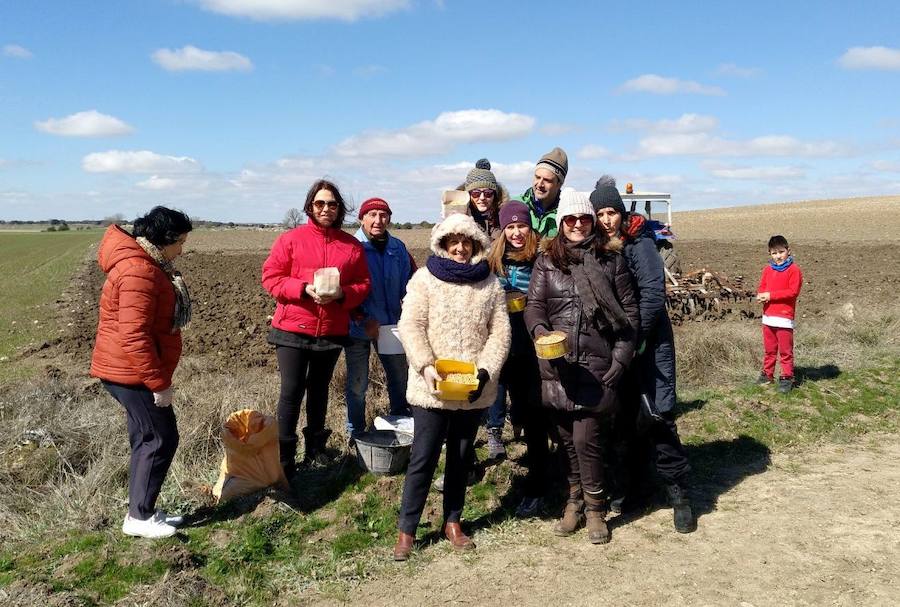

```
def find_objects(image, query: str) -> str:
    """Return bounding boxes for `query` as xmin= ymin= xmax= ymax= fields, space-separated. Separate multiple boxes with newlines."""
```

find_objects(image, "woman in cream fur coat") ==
xmin=392 ymin=212 xmax=511 ymax=560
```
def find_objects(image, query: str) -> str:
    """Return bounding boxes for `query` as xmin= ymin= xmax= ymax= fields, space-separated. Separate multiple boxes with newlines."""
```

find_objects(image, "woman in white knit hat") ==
xmin=392 ymin=212 xmax=511 ymax=560
xmin=524 ymin=188 xmax=639 ymax=545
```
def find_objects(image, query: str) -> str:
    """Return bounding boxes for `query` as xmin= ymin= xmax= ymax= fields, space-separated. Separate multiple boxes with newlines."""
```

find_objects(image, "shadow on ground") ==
xmin=795 ymin=364 xmax=841 ymax=384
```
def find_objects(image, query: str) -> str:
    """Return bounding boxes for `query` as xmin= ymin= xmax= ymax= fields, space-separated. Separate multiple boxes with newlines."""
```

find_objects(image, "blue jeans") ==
xmin=486 ymin=384 xmax=507 ymax=430
xmin=344 ymin=337 xmax=411 ymax=435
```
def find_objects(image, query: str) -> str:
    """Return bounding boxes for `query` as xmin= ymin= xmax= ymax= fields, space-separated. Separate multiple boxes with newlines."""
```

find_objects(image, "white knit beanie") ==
xmin=556 ymin=187 xmax=594 ymax=221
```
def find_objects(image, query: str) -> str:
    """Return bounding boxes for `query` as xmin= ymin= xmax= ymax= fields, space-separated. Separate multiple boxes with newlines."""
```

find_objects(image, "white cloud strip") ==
xmin=152 ymin=45 xmax=253 ymax=72
xmin=3 ymin=44 xmax=33 ymax=59
xmin=35 ymin=110 xmax=134 ymax=137
xmin=619 ymin=74 xmax=725 ymax=96
xmin=838 ymin=46 xmax=900 ymax=71
xmin=82 ymin=150 xmax=202 ymax=173
xmin=332 ymin=109 xmax=535 ymax=158
xmin=197 ymin=0 xmax=410 ymax=21
xmin=714 ymin=63 xmax=762 ymax=78
xmin=638 ymin=133 xmax=846 ymax=158
xmin=702 ymin=162 xmax=805 ymax=180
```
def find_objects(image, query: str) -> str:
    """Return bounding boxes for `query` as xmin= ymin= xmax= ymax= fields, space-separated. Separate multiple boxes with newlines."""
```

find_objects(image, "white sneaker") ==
xmin=155 ymin=510 xmax=184 ymax=527
xmin=122 ymin=513 xmax=177 ymax=539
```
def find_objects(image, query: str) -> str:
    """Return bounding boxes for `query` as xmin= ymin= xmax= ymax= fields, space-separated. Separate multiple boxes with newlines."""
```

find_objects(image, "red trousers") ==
xmin=762 ymin=324 xmax=794 ymax=379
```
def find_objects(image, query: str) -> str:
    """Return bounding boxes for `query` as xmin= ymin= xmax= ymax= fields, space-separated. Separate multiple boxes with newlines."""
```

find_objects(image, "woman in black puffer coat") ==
xmin=591 ymin=179 xmax=696 ymax=534
xmin=524 ymin=188 xmax=638 ymax=544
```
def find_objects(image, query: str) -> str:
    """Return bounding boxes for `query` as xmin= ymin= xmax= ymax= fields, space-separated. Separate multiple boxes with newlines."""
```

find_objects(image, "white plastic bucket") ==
xmin=377 ymin=324 xmax=404 ymax=355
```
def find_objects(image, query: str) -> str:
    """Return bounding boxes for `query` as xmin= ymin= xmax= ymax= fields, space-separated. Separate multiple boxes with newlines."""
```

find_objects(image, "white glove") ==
xmin=422 ymin=365 xmax=441 ymax=395
xmin=153 ymin=387 xmax=174 ymax=407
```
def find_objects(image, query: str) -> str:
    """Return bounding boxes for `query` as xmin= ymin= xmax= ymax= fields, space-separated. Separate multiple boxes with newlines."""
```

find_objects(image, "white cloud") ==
xmin=3 ymin=44 xmax=33 ymax=59
xmin=82 ymin=150 xmax=203 ymax=173
xmin=332 ymin=109 xmax=535 ymax=158
xmin=637 ymin=132 xmax=846 ymax=158
xmin=577 ymin=144 xmax=610 ymax=160
xmin=618 ymin=74 xmax=725 ymax=96
xmin=540 ymin=122 xmax=579 ymax=136
xmin=702 ymin=161 xmax=805 ymax=180
xmin=353 ymin=64 xmax=387 ymax=78
xmin=136 ymin=175 xmax=179 ymax=190
xmin=34 ymin=110 xmax=134 ymax=137
xmin=196 ymin=0 xmax=410 ymax=21
xmin=838 ymin=46 xmax=900 ymax=71
xmin=714 ymin=63 xmax=762 ymax=78
xmin=314 ymin=64 xmax=336 ymax=77
xmin=871 ymin=159 xmax=900 ymax=172
xmin=152 ymin=45 xmax=253 ymax=72
xmin=612 ymin=113 xmax=719 ymax=134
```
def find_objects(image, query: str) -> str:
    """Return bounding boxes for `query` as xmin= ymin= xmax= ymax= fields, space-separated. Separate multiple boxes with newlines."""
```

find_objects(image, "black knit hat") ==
xmin=589 ymin=176 xmax=627 ymax=217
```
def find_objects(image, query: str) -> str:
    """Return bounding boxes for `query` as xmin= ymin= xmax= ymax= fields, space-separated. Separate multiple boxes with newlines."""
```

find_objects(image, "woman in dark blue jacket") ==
xmin=590 ymin=180 xmax=696 ymax=534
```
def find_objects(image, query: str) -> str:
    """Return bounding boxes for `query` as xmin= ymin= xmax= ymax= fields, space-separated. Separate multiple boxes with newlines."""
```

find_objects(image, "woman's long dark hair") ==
xmin=544 ymin=224 xmax=611 ymax=273
xmin=303 ymin=179 xmax=351 ymax=227
xmin=132 ymin=206 xmax=192 ymax=247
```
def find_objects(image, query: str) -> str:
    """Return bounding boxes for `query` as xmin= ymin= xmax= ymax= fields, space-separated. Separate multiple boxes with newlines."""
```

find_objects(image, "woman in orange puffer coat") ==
xmin=91 ymin=206 xmax=192 ymax=539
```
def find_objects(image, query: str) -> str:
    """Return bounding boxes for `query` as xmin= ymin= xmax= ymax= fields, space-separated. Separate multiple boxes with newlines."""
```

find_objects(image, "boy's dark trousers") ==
xmin=103 ymin=381 xmax=180 ymax=520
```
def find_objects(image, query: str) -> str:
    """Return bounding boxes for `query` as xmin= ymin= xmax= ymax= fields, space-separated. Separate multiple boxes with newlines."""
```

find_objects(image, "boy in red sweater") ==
xmin=756 ymin=235 xmax=803 ymax=393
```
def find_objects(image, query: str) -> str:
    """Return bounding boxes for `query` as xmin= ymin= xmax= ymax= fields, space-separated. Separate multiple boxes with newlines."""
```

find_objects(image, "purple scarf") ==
xmin=426 ymin=255 xmax=491 ymax=284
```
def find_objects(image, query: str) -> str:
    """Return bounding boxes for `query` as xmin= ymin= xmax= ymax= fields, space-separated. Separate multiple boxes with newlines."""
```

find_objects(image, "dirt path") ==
xmin=325 ymin=436 xmax=900 ymax=606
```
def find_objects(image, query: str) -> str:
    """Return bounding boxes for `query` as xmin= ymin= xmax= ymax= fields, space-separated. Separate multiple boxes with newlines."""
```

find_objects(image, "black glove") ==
xmin=468 ymin=368 xmax=490 ymax=403
xmin=601 ymin=360 xmax=625 ymax=388
xmin=533 ymin=325 xmax=551 ymax=339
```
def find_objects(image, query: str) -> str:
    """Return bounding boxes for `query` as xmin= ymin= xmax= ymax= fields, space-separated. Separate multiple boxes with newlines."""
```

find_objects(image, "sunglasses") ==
xmin=470 ymin=189 xmax=496 ymax=199
xmin=562 ymin=214 xmax=594 ymax=228
xmin=312 ymin=200 xmax=339 ymax=210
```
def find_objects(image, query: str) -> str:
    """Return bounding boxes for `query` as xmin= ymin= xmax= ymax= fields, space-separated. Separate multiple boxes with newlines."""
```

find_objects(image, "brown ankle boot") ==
xmin=553 ymin=485 xmax=585 ymax=536
xmin=392 ymin=531 xmax=414 ymax=561
xmin=443 ymin=522 xmax=475 ymax=551
xmin=585 ymin=510 xmax=611 ymax=544
xmin=584 ymin=493 xmax=611 ymax=544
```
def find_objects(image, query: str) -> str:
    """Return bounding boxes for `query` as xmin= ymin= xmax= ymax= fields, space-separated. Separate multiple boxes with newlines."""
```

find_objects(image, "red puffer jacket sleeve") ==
xmin=262 ymin=231 xmax=307 ymax=304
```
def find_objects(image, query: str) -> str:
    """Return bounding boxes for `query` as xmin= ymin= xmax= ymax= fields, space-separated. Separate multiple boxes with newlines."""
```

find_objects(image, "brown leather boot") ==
xmin=443 ymin=522 xmax=476 ymax=551
xmin=584 ymin=493 xmax=611 ymax=544
xmin=553 ymin=485 xmax=585 ymax=536
xmin=392 ymin=531 xmax=414 ymax=561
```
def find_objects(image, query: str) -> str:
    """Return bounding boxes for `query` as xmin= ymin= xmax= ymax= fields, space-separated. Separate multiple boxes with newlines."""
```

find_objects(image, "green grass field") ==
xmin=0 ymin=230 xmax=101 ymax=381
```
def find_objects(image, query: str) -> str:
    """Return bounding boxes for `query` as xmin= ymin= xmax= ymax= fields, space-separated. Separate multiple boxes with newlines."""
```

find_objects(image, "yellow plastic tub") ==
xmin=534 ymin=331 xmax=568 ymax=360
xmin=434 ymin=359 xmax=479 ymax=401
xmin=506 ymin=291 xmax=527 ymax=313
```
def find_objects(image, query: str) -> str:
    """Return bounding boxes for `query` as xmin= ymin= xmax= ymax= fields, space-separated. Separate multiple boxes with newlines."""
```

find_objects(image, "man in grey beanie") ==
xmin=514 ymin=147 xmax=568 ymax=238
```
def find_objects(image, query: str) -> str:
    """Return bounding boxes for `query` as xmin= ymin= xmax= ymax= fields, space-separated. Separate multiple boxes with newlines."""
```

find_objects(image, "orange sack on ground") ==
xmin=212 ymin=409 xmax=290 ymax=502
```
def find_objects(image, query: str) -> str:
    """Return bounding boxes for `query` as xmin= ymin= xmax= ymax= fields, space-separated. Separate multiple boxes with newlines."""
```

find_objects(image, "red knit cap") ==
xmin=358 ymin=197 xmax=392 ymax=220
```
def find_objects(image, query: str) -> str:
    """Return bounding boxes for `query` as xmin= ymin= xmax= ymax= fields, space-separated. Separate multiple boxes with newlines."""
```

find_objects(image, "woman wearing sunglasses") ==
xmin=262 ymin=179 xmax=371 ymax=478
xmin=458 ymin=158 xmax=508 ymax=240
xmin=524 ymin=188 xmax=638 ymax=544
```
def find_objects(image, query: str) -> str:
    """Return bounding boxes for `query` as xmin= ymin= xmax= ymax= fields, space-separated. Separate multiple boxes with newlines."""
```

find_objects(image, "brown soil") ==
xmin=323 ymin=436 xmax=900 ymax=606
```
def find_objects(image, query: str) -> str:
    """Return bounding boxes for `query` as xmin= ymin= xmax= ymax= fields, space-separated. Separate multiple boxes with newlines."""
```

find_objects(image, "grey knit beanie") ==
xmin=589 ymin=176 xmax=627 ymax=216
xmin=535 ymin=147 xmax=568 ymax=184
xmin=464 ymin=158 xmax=499 ymax=192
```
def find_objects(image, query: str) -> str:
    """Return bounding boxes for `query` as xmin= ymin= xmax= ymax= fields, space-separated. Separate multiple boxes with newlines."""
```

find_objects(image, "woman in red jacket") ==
xmin=262 ymin=179 xmax=371 ymax=477
xmin=90 ymin=206 xmax=192 ymax=539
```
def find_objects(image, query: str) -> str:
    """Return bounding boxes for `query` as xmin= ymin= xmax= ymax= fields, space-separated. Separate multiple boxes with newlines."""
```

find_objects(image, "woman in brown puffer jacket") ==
xmin=524 ymin=188 xmax=638 ymax=544
xmin=91 ymin=206 xmax=193 ymax=539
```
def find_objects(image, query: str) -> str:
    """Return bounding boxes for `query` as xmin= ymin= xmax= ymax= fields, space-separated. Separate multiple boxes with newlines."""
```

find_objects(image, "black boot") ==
xmin=666 ymin=483 xmax=697 ymax=533
xmin=301 ymin=428 xmax=333 ymax=467
xmin=280 ymin=437 xmax=298 ymax=480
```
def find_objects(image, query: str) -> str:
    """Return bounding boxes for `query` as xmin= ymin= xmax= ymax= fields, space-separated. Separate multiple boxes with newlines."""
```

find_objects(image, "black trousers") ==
xmin=275 ymin=345 xmax=342 ymax=465
xmin=552 ymin=408 xmax=612 ymax=502
xmin=103 ymin=381 xmax=179 ymax=520
xmin=398 ymin=406 xmax=482 ymax=535
xmin=502 ymin=355 xmax=550 ymax=498
xmin=612 ymin=394 xmax=691 ymax=494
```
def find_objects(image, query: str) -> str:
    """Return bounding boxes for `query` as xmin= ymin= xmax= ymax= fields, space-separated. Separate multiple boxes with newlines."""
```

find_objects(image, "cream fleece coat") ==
xmin=398 ymin=213 xmax=511 ymax=411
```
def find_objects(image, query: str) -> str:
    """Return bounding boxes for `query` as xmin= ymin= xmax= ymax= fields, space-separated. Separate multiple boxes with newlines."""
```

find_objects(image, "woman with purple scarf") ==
xmin=392 ymin=213 xmax=510 ymax=560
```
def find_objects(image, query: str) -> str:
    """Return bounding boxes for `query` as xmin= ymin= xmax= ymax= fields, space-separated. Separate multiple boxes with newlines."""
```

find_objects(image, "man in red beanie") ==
xmin=344 ymin=198 xmax=417 ymax=440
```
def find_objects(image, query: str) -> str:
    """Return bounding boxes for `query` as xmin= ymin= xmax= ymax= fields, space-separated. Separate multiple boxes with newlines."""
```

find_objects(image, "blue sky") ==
xmin=2 ymin=0 xmax=899 ymax=222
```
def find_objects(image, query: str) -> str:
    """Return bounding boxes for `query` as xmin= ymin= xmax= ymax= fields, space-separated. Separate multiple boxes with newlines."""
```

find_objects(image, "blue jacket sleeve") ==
xmin=625 ymin=237 xmax=667 ymax=337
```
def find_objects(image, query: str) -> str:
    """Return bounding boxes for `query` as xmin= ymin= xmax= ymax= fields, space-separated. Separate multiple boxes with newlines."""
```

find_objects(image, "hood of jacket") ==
xmin=429 ymin=213 xmax=490 ymax=264
xmin=97 ymin=224 xmax=153 ymax=274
